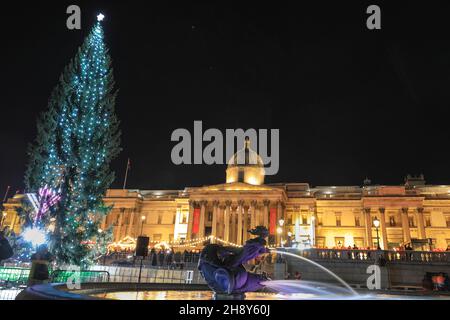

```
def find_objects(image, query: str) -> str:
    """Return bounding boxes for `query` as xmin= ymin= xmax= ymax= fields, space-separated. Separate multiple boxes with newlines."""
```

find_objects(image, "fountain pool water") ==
xmin=90 ymin=280 xmax=357 ymax=300
xmin=270 ymin=249 xmax=358 ymax=296
xmin=16 ymin=243 xmax=450 ymax=300
xmin=87 ymin=249 xmax=449 ymax=300
xmin=88 ymin=283 xmax=450 ymax=300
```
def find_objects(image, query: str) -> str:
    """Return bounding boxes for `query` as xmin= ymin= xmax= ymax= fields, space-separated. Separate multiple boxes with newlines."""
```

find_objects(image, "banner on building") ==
xmin=269 ymin=208 xmax=277 ymax=234
xmin=192 ymin=208 xmax=201 ymax=234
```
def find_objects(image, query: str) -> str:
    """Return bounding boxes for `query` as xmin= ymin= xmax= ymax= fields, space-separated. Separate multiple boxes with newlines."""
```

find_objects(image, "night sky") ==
xmin=1 ymin=1 xmax=450 ymax=196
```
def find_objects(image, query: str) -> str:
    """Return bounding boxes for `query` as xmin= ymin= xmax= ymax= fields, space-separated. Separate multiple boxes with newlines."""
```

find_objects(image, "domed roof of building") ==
xmin=227 ymin=138 xmax=264 ymax=167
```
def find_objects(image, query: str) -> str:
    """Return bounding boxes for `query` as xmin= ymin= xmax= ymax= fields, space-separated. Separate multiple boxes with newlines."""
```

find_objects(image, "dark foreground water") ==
xmin=91 ymin=286 xmax=450 ymax=300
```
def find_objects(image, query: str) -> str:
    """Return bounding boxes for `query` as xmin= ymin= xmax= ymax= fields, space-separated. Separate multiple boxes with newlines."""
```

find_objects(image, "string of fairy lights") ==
xmin=108 ymin=235 xmax=244 ymax=250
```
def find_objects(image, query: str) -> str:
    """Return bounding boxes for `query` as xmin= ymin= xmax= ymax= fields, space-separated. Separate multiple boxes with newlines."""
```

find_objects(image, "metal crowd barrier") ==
xmin=51 ymin=270 xmax=111 ymax=283
xmin=0 ymin=267 xmax=31 ymax=301
xmin=0 ymin=267 xmax=30 ymax=287
xmin=90 ymin=265 xmax=205 ymax=284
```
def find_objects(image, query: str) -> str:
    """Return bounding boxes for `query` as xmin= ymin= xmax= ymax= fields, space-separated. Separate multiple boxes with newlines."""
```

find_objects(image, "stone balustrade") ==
xmin=281 ymin=248 xmax=450 ymax=264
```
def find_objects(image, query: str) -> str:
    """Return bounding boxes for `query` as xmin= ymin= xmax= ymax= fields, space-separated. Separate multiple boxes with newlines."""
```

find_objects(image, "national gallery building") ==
xmin=4 ymin=142 xmax=450 ymax=250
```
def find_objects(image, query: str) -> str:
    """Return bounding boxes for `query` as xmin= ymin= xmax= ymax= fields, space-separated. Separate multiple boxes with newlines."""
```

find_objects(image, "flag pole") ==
xmin=123 ymin=159 xmax=130 ymax=190
xmin=2 ymin=185 xmax=10 ymax=203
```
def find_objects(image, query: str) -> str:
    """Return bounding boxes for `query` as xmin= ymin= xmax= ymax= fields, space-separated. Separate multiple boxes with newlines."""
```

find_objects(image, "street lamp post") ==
xmin=287 ymin=231 xmax=292 ymax=247
xmin=277 ymin=227 xmax=283 ymax=247
xmin=373 ymin=216 xmax=381 ymax=250
xmin=278 ymin=219 xmax=285 ymax=247
xmin=140 ymin=215 xmax=146 ymax=235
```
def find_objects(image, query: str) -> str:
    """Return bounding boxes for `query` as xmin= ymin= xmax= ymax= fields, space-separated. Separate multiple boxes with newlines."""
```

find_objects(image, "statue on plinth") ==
xmin=198 ymin=226 xmax=270 ymax=298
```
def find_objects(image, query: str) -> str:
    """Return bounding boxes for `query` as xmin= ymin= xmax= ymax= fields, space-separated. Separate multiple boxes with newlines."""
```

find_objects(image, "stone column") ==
xmin=250 ymin=200 xmax=257 ymax=229
xmin=277 ymin=201 xmax=283 ymax=245
xmin=416 ymin=207 xmax=426 ymax=239
xmin=263 ymin=200 xmax=270 ymax=228
xmin=364 ymin=208 xmax=373 ymax=248
xmin=293 ymin=206 xmax=300 ymax=243
xmin=211 ymin=201 xmax=219 ymax=243
xmin=243 ymin=205 xmax=249 ymax=242
xmin=134 ymin=211 xmax=141 ymax=238
xmin=310 ymin=206 xmax=317 ymax=247
xmin=379 ymin=208 xmax=388 ymax=250
xmin=115 ymin=209 xmax=124 ymax=241
xmin=258 ymin=204 xmax=264 ymax=226
xmin=218 ymin=205 xmax=225 ymax=239
xmin=224 ymin=200 xmax=231 ymax=242
xmin=127 ymin=209 xmax=135 ymax=237
xmin=199 ymin=200 xmax=207 ymax=238
xmin=10 ymin=212 xmax=18 ymax=233
xmin=187 ymin=201 xmax=195 ymax=240
xmin=230 ymin=204 xmax=236 ymax=243
xmin=237 ymin=200 xmax=244 ymax=245
xmin=401 ymin=207 xmax=411 ymax=245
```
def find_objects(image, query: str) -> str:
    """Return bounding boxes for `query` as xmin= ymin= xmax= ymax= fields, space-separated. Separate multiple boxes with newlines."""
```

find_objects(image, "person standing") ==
xmin=0 ymin=229 xmax=13 ymax=263
xmin=28 ymin=245 xmax=53 ymax=286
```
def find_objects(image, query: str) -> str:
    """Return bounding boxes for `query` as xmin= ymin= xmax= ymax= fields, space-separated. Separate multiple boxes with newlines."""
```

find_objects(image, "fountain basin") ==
xmin=15 ymin=281 xmax=450 ymax=300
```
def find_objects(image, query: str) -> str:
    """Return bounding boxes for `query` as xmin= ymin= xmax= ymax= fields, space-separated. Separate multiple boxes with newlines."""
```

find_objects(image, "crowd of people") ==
xmin=146 ymin=248 xmax=201 ymax=269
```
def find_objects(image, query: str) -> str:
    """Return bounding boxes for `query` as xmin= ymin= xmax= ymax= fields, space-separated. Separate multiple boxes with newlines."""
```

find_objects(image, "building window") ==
xmin=238 ymin=169 xmax=244 ymax=182
xmin=181 ymin=212 xmax=187 ymax=224
xmin=287 ymin=214 xmax=293 ymax=225
xmin=354 ymin=237 xmax=364 ymax=248
xmin=208 ymin=211 xmax=213 ymax=222
xmin=355 ymin=216 xmax=361 ymax=227
xmin=425 ymin=216 xmax=431 ymax=227
xmin=335 ymin=237 xmax=344 ymax=248
xmin=157 ymin=213 xmax=162 ymax=224
xmin=336 ymin=215 xmax=341 ymax=227
xmin=302 ymin=214 xmax=308 ymax=225
xmin=408 ymin=216 xmax=416 ymax=228
xmin=316 ymin=237 xmax=325 ymax=248
xmin=389 ymin=216 xmax=396 ymax=227
xmin=446 ymin=216 xmax=450 ymax=228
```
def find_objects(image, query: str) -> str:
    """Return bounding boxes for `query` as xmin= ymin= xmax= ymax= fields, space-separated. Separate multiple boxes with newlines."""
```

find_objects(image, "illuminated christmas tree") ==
xmin=24 ymin=14 xmax=121 ymax=267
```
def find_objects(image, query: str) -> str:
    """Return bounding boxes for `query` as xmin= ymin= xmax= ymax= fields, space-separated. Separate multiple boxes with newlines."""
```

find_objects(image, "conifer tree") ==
xmin=24 ymin=16 xmax=121 ymax=267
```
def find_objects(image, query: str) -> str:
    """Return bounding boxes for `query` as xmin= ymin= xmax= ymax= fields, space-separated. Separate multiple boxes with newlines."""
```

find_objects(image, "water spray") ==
xmin=269 ymin=249 xmax=358 ymax=296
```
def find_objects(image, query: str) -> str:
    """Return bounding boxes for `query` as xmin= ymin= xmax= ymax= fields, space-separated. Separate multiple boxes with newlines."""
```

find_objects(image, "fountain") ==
xmin=16 ymin=225 xmax=450 ymax=300
xmin=197 ymin=226 xmax=359 ymax=299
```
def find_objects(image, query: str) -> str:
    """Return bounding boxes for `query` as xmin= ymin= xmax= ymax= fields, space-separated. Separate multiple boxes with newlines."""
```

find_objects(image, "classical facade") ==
xmin=3 ymin=142 xmax=450 ymax=250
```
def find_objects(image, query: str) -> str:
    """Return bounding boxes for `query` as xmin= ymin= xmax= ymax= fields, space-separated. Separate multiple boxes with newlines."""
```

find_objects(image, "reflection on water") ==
xmin=91 ymin=289 xmax=450 ymax=300
xmin=92 ymin=291 xmax=213 ymax=300
xmin=262 ymin=280 xmax=356 ymax=298
xmin=92 ymin=291 xmax=282 ymax=300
